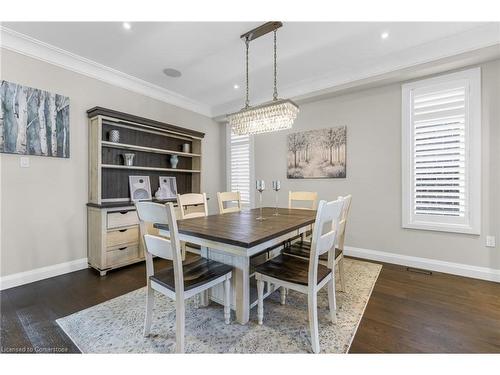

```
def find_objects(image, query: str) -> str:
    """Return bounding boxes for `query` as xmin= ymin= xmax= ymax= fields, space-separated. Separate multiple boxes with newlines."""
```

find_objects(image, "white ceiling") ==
xmin=2 ymin=22 xmax=500 ymax=117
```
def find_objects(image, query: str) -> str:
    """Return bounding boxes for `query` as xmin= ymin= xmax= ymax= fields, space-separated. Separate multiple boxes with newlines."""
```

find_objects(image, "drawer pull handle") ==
xmin=118 ymin=247 xmax=127 ymax=251
xmin=119 ymin=229 xmax=127 ymax=232
xmin=119 ymin=211 xmax=128 ymax=215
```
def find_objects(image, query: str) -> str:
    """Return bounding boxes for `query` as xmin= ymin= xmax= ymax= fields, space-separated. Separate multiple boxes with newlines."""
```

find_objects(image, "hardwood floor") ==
xmin=349 ymin=261 xmax=500 ymax=353
xmin=1 ymin=257 xmax=499 ymax=353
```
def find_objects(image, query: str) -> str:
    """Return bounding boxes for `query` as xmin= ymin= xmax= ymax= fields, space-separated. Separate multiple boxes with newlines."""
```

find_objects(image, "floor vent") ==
xmin=406 ymin=267 xmax=432 ymax=275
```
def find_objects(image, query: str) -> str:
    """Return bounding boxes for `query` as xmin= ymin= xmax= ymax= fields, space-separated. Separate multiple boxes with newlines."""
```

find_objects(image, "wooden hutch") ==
xmin=86 ymin=107 xmax=204 ymax=275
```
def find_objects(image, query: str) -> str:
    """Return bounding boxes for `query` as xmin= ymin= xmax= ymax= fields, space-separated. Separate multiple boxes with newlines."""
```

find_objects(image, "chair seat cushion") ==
xmin=150 ymin=257 xmax=232 ymax=292
xmin=254 ymin=254 xmax=331 ymax=286
xmin=283 ymin=242 xmax=342 ymax=261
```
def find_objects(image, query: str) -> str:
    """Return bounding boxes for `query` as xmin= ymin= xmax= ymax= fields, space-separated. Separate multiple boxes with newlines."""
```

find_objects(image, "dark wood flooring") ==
xmin=1 ymin=257 xmax=499 ymax=353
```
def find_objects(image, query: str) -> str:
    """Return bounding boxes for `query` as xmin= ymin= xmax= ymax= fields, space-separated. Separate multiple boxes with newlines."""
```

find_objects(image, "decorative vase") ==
xmin=182 ymin=143 xmax=191 ymax=153
xmin=170 ymin=155 xmax=179 ymax=169
xmin=109 ymin=129 xmax=120 ymax=143
xmin=123 ymin=153 xmax=135 ymax=166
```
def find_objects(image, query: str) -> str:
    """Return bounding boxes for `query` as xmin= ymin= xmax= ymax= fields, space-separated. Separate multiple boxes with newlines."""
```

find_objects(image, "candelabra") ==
xmin=272 ymin=180 xmax=281 ymax=216
xmin=256 ymin=180 xmax=266 ymax=221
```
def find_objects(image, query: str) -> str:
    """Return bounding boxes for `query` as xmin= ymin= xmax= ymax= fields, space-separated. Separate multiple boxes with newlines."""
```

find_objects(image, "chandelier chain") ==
xmin=273 ymin=30 xmax=278 ymax=101
xmin=245 ymin=38 xmax=250 ymax=108
xmin=228 ymin=22 xmax=298 ymax=136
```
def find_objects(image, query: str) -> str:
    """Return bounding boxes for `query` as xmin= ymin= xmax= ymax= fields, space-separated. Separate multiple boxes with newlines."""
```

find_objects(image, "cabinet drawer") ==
xmin=107 ymin=210 xmax=139 ymax=229
xmin=106 ymin=245 xmax=140 ymax=267
xmin=107 ymin=226 xmax=139 ymax=248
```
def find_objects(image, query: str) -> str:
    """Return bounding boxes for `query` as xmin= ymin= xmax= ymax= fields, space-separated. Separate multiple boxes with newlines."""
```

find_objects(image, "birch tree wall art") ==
xmin=0 ymin=81 xmax=70 ymax=158
xmin=287 ymin=126 xmax=346 ymax=179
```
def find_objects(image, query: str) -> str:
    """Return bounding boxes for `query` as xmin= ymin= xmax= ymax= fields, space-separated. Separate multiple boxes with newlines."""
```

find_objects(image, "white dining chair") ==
xmin=138 ymin=202 xmax=232 ymax=353
xmin=176 ymin=193 xmax=208 ymax=256
xmin=289 ymin=191 xmax=318 ymax=241
xmin=255 ymin=198 xmax=344 ymax=354
xmin=136 ymin=201 xmax=186 ymax=260
xmin=217 ymin=191 xmax=242 ymax=214
xmin=283 ymin=195 xmax=352 ymax=292
xmin=288 ymin=191 xmax=318 ymax=210
xmin=177 ymin=193 xmax=208 ymax=219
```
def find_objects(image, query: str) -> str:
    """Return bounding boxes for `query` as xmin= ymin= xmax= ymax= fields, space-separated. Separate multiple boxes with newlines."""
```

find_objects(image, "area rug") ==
xmin=56 ymin=258 xmax=381 ymax=353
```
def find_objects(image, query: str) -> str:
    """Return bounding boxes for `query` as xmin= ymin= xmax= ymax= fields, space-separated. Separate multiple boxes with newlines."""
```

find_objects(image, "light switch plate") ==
xmin=486 ymin=236 xmax=496 ymax=248
xmin=20 ymin=156 xmax=30 ymax=168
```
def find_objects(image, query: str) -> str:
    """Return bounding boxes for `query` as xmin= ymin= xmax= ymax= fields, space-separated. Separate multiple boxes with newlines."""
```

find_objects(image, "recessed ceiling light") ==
xmin=123 ymin=22 xmax=131 ymax=30
xmin=233 ymin=84 xmax=239 ymax=89
xmin=163 ymin=68 xmax=182 ymax=78
xmin=381 ymin=32 xmax=389 ymax=40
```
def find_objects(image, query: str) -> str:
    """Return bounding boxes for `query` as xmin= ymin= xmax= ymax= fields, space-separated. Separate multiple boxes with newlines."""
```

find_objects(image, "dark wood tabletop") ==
xmin=154 ymin=207 xmax=316 ymax=248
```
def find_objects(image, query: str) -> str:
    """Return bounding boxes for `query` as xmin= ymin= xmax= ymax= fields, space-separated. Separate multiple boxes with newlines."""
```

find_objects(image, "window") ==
xmin=402 ymin=68 xmax=481 ymax=234
xmin=226 ymin=126 xmax=254 ymax=208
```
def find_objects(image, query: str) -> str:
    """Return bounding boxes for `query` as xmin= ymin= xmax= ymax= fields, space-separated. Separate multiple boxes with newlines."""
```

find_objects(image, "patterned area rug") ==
xmin=57 ymin=258 xmax=381 ymax=353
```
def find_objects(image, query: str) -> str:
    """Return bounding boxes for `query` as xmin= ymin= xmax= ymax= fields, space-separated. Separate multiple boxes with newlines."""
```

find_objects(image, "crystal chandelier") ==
xmin=228 ymin=22 xmax=299 ymax=136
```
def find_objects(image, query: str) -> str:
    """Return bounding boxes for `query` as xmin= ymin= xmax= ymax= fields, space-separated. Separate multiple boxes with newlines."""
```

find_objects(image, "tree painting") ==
xmin=0 ymin=81 xmax=70 ymax=158
xmin=287 ymin=126 xmax=346 ymax=179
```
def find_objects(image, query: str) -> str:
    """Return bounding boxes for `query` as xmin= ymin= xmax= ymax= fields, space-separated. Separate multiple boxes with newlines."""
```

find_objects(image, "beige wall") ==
xmin=254 ymin=59 xmax=500 ymax=270
xmin=0 ymin=49 xmax=224 ymax=276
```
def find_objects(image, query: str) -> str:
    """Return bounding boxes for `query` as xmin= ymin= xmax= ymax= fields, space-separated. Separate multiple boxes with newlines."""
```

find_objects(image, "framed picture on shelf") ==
xmin=129 ymin=176 xmax=152 ymax=202
xmin=157 ymin=176 xmax=178 ymax=200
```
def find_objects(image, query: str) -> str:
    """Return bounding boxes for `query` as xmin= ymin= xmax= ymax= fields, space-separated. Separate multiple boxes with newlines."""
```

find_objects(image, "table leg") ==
xmin=199 ymin=247 xmax=251 ymax=324
xmin=198 ymin=246 xmax=210 ymax=307
xmin=234 ymin=255 xmax=250 ymax=325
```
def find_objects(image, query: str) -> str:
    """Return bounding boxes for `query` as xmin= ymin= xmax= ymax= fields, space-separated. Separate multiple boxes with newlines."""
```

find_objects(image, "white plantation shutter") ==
xmin=227 ymin=129 xmax=253 ymax=208
xmin=402 ymin=68 xmax=481 ymax=234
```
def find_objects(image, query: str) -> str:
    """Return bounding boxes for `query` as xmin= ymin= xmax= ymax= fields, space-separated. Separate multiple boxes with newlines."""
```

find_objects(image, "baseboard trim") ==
xmin=1 ymin=247 xmax=498 ymax=290
xmin=344 ymin=246 xmax=500 ymax=283
xmin=0 ymin=258 xmax=89 ymax=291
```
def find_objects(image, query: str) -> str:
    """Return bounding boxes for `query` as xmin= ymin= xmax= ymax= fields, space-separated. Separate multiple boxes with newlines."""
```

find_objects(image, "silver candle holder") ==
xmin=272 ymin=180 xmax=281 ymax=216
xmin=256 ymin=180 xmax=266 ymax=221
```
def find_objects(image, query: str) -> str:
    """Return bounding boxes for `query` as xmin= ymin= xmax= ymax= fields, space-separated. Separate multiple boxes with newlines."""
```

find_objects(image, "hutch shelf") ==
xmin=86 ymin=107 xmax=205 ymax=275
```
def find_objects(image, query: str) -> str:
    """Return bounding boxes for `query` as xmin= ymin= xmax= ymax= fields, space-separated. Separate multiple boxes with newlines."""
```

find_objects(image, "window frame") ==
xmin=401 ymin=67 xmax=481 ymax=235
xmin=225 ymin=124 xmax=255 ymax=208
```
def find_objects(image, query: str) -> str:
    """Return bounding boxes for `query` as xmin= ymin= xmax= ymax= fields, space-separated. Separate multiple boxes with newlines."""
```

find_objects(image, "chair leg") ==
xmin=338 ymin=256 xmax=346 ymax=292
xmin=181 ymin=242 xmax=186 ymax=261
xmin=223 ymin=278 xmax=231 ymax=324
xmin=280 ymin=286 xmax=287 ymax=305
xmin=198 ymin=290 xmax=210 ymax=307
xmin=308 ymin=291 xmax=320 ymax=354
xmin=175 ymin=299 xmax=185 ymax=353
xmin=257 ymin=278 xmax=265 ymax=325
xmin=327 ymin=277 xmax=337 ymax=323
xmin=143 ymin=284 xmax=154 ymax=337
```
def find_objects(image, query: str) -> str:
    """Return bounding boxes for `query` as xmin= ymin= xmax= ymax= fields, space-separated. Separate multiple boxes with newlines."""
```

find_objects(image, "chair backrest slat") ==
xmin=308 ymin=199 xmax=344 ymax=286
xmin=177 ymin=193 xmax=208 ymax=219
xmin=289 ymin=191 xmax=318 ymax=210
xmin=217 ymin=191 xmax=242 ymax=214
xmin=136 ymin=201 xmax=169 ymax=225
xmin=143 ymin=234 xmax=174 ymax=260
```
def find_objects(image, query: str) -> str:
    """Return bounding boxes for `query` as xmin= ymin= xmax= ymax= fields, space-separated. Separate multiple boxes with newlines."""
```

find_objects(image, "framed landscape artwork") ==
xmin=0 ymin=80 xmax=70 ymax=158
xmin=287 ymin=126 xmax=346 ymax=179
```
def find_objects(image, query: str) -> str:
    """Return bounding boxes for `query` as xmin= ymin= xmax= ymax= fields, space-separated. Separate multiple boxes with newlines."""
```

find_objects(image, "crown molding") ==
xmin=0 ymin=26 xmax=213 ymax=117
xmin=2 ymin=24 xmax=499 ymax=121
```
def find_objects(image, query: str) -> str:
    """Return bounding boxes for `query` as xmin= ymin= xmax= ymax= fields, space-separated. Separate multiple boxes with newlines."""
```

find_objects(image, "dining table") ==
xmin=154 ymin=207 xmax=316 ymax=325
